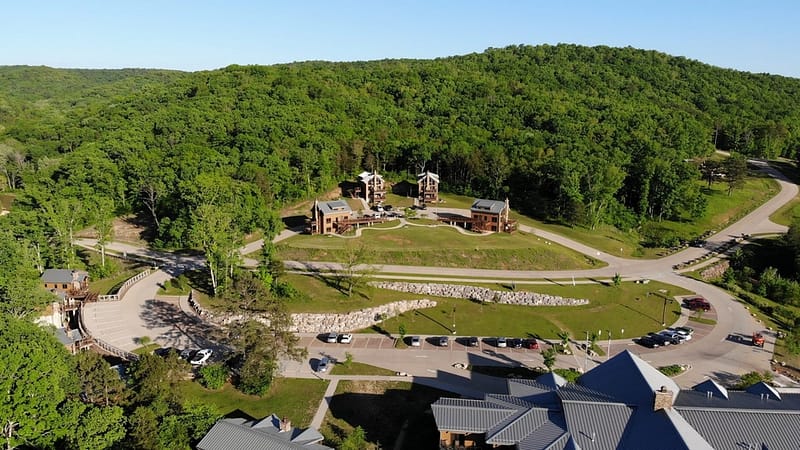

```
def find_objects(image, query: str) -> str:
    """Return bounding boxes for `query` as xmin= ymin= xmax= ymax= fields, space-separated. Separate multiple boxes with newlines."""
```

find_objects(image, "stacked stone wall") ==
xmin=369 ymin=282 xmax=589 ymax=306
xmin=701 ymin=260 xmax=730 ymax=281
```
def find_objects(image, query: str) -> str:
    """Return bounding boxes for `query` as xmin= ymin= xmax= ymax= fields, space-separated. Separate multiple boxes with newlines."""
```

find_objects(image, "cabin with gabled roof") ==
xmin=417 ymin=171 xmax=440 ymax=206
xmin=357 ymin=170 xmax=386 ymax=206
xmin=470 ymin=198 xmax=516 ymax=233
xmin=308 ymin=199 xmax=352 ymax=235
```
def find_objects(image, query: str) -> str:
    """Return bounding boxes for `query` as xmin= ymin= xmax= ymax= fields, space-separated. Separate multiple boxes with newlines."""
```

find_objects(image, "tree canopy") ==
xmin=2 ymin=44 xmax=800 ymax=259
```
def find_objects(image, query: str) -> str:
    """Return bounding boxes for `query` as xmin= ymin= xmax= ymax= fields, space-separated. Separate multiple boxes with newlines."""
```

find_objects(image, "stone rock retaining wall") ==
xmin=701 ymin=260 xmax=730 ymax=281
xmin=190 ymin=292 xmax=436 ymax=333
xmin=369 ymin=282 xmax=589 ymax=306
xmin=289 ymin=299 xmax=437 ymax=333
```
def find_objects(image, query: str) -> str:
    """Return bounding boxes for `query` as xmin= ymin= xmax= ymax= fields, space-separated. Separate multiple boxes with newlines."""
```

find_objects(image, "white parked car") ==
xmin=497 ymin=337 xmax=507 ymax=348
xmin=326 ymin=332 xmax=339 ymax=343
xmin=410 ymin=336 xmax=421 ymax=347
xmin=339 ymin=333 xmax=353 ymax=344
xmin=190 ymin=348 xmax=213 ymax=366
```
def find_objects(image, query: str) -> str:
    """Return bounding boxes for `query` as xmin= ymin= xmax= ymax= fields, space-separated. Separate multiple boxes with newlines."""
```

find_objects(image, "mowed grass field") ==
xmin=438 ymin=174 xmax=779 ymax=259
xmin=276 ymin=226 xmax=601 ymax=270
xmin=282 ymin=274 xmax=689 ymax=338
xmin=179 ymin=378 xmax=328 ymax=427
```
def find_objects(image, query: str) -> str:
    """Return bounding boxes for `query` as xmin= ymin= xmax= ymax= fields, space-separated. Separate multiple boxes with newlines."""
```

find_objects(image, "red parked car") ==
xmin=524 ymin=339 xmax=540 ymax=350
xmin=683 ymin=297 xmax=710 ymax=311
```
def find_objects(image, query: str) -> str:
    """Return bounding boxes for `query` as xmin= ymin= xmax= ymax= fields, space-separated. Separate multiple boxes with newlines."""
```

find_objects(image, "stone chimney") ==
xmin=279 ymin=417 xmax=292 ymax=432
xmin=653 ymin=386 xmax=673 ymax=411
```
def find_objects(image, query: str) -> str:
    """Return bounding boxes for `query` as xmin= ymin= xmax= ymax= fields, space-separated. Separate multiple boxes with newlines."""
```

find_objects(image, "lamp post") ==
xmin=584 ymin=331 xmax=590 ymax=372
xmin=452 ymin=306 xmax=456 ymax=334
xmin=607 ymin=330 xmax=612 ymax=361
xmin=661 ymin=295 xmax=671 ymax=327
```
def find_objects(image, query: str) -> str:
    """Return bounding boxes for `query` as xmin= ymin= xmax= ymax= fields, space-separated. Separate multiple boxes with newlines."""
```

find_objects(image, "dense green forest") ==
xmin=2 ymin=44 xmax=800 ymax=268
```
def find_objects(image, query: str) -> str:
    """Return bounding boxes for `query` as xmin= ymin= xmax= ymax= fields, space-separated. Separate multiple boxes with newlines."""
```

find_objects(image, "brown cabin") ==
xmin=417 ymin=171 xmax=440 ymax=206
xmin=357 ymin=171 xmax=387 ymax=206
xmin=309 ymin=199 xmax=353 ymax=235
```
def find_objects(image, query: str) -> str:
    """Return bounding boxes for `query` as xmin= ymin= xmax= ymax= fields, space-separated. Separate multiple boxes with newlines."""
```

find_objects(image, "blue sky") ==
xmin=4 ymin=1 xmax=799 ymax=77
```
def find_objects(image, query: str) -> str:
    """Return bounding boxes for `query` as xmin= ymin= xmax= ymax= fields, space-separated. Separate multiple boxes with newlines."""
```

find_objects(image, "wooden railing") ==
xmin=96 ymin=269 xmax=151 ymax=302
xmin=79 ymin=268 xmax=154 ymax=360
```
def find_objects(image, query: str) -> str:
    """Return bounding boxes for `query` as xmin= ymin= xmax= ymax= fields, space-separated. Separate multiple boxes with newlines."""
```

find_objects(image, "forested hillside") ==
xmin=2 ymin=44 xmax=800 ymax=262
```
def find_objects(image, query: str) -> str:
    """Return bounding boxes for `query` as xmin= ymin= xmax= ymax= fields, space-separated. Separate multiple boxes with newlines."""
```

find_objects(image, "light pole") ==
xmin=584 ymin=331 xmax=590 ymax=372
xmin=661 ymin=295 xmax=671 ymax=326
xmin=607 ymin=330 xmax=612 ymax=361
xmin=452 ymin=306 xmax=456 ymax=334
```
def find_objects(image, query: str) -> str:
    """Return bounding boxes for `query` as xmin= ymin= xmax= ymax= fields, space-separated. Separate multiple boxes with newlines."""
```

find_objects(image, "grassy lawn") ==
xmin=280 ymin=273 xmax=690 ymax=338
xmin=446 ymin=175 xmax=777 ymax=259
xmin=383 ymin=192 xmax=416 ymax=210
xmin=376 ymin=280 xmax=689 ymax=339
xmin=320 ymin=381 xmax=449 ymax=450
xmin=179 ymin=378 xmax=328 ymax=427
xmin=87 ymin=258 xmax=151 ymax=295
xmin=132 ymin=343 xmax=160 ymax=355
xmin=330 ymin=361 xmax=396 ymax=376
xmin=771 ymin=195 xmax=800 ymax=226
xmin=277 ymin=227 xmax=601 ymax=270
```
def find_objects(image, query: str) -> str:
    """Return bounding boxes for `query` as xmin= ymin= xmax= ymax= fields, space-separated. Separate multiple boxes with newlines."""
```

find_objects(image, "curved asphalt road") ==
xmin=78 ymin=160 xmax=798 ymax=388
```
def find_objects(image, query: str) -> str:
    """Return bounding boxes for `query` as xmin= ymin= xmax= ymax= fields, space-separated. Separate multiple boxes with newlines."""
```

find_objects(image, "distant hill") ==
xmin=2 ymin=44 xmax=799 ymax=246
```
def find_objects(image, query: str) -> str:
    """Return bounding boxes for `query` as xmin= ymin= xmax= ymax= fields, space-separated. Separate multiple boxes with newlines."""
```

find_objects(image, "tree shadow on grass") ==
xmin=414 ymin=309 xmax=454 ymax=333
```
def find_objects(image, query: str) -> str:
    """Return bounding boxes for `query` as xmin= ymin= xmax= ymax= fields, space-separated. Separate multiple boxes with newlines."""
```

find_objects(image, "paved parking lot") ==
xmin=301 ymin=334 xmax=545 ymax=354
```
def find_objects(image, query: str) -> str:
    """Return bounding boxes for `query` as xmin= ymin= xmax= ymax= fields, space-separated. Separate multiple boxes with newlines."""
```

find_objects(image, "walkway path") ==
xmin=76 ymin=159 xmax=797 ymax=390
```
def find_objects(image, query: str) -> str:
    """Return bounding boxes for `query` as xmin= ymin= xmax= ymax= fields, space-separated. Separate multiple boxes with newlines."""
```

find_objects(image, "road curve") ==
xmin=77 ymin=160 xmax=797 ymax=387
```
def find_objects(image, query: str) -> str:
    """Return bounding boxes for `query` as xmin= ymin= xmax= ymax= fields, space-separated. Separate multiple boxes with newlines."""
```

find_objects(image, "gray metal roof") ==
xmin=196 ymin=418 xmax=329 ymax=450
xmin=485 ymin=393 xmax=535 ymax=409
xmin=316 ymin=200 xmax=351 ymax=215
xmin=432 ymin=351 xmax=800 ymax=449
xmin=578 ymin=350 xmax=679 ymax=406
xmin=692 ymin=379 xmax=729 ymax=399
xmin=516 ymin=412 xmax=569 ymax=450
xmin=676 ymin=408 xmax=800 ymax=450
xmin=557 ymin=384 xmax=619 ymax=403
xmin=675 ymin=390 xmax=800 ymax=410
xmin=486 ymin=406 xmax=547 ymax=445
xmin=617 ymin=408 xmax=713 ymax=450
xmin=562 ymin=401 xmax=632 ymax=450
xmin=536 ymin=372 xmax=568 ymax=389
xmin=53 ymin=327 xmax=83 ymax=345
xmin=471 ymin=198 xmax=506 ymax=214
xmin=431 ymin=398 xmax=516 ymax=433
xmin=41 ymin=269 xmax=87 ymax=283
xmin=746 ymin=381 xmax=782 ymax=401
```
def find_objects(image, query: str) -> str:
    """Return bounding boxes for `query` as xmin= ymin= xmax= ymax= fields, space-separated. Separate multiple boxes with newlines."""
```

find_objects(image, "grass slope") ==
xmin=179 ymin=378 xmax=327 ymax=427
xmin=277 ymin=227 xmax=600 ymax=270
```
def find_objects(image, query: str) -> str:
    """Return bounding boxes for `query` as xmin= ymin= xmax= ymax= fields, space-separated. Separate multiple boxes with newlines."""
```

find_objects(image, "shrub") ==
xmin=197 ymin=363 xmax=228 ymax=390
xmin=658 ymin=364 xmax=684 ymax=376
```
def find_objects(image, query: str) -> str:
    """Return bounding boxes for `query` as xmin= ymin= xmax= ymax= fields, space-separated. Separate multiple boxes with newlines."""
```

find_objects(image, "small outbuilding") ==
xmin=41 ymin=269 xmax=89 ymax=298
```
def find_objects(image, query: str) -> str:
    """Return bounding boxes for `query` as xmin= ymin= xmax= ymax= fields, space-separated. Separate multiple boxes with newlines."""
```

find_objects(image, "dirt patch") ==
xmin=112 ymin=215 xmax=150 ymax=244
xmin=373 ymin=234 xmax=412 ymax=246
xmin=281 ymin=187 xmax=344 ymax=218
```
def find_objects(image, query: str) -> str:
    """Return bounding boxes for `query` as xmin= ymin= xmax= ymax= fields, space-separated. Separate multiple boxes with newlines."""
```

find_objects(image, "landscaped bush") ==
xmin=658 ymin=364 xmax=684 ymax=376
xmin=197 ymin=363 xmax=228 ymax=390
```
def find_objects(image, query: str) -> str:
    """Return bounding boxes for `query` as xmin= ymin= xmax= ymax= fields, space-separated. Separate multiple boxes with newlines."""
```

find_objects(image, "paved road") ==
xmin=76 ymin=160 xmax=797 ymax=389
